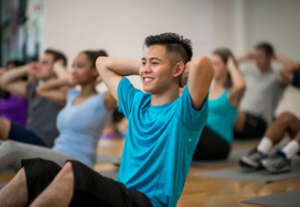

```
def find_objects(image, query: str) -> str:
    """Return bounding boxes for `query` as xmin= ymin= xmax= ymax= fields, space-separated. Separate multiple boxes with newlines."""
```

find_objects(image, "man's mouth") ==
xmin=143 ymin=77 xmax=153 ymax=82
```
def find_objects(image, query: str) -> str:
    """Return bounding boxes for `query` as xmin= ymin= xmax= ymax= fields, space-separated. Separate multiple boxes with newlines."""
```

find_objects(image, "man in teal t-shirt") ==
xmin=0 ymin=33 xmax=213 ymax=207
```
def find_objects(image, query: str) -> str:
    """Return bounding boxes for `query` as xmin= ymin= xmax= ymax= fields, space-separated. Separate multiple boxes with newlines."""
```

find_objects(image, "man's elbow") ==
xmin=237 ymin=83 xmax=246 ymax=95
xmin=96 ymin=56 xmax=109 ymax=76
xmin=200 ymin=56 xmax=214 ymax=81
xmin=194 ymin=56 xmax=214 ymax=76
xmin=0 ymin=76 xmax=9 ymax=89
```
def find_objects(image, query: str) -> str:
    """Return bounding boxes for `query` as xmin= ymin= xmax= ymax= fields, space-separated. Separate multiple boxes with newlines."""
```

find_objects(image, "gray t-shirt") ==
xmin=26 ymin=83 xmax=63 ymax=147
xmin=240 ymin=67 xmax=283 ymax=124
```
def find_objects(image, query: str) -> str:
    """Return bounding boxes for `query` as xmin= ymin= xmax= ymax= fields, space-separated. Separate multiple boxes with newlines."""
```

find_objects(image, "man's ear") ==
xmin=173 ymin=62 xmax=185 ymax=78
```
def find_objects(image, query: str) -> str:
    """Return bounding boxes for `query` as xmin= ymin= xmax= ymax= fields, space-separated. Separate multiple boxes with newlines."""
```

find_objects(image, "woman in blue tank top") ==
xmin=193 ymin=48 xmax=246 ymax=160
xmin=0 ymin=50 xmax=116 ymax=171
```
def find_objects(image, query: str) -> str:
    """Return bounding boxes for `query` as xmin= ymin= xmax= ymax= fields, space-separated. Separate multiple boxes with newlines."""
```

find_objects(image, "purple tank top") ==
xmin=0 ymin=94 xmax=28 ymax=126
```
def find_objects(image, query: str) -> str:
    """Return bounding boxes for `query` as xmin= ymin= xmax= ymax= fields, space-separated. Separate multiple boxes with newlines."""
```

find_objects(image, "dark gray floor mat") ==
xmin=242 ymin=189 xmax=300 ymax=207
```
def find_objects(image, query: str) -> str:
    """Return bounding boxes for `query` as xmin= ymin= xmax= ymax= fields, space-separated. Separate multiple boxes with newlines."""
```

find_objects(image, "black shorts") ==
xmin=22 ymin=158 xmax=153 ymax=207
xmin=293 ymin=73 xmax=300 ymax=89
xmin=193 ymin=126 xmax=231 ymax=161
xmin=112 ymin=109 xmax=125 ymax=123
xmin=234 ymin=113 xmax=267 ymax=139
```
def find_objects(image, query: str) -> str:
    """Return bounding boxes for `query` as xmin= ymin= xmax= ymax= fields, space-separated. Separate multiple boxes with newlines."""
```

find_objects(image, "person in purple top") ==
xmin=0 ymin=60 xmax=28 ymax=126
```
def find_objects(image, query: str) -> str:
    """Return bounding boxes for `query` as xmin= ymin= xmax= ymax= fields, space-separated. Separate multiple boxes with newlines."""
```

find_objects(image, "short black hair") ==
xmin=45 ymin=49 xmax=68 ymax=66
xmin=82 ymin=49 xmax=108 ymax=68
xmin=255 ymin=42 xmax=274 ymax=57
xmin=144 ymin=33 xmax=193 ymax=64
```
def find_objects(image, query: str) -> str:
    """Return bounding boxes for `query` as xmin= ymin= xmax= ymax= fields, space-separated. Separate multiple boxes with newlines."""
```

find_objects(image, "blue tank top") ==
xmin=207 ymin=90 xmax=237 ymax=144
xmin=52 ymin=89 xmax=112 ymax=168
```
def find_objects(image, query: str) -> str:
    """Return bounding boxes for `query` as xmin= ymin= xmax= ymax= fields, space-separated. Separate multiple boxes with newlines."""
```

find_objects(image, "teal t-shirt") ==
xmin=207 ymin=90 xmax=237 ymax=144
xmin=117 ymin=78 xmax=208 ymax=207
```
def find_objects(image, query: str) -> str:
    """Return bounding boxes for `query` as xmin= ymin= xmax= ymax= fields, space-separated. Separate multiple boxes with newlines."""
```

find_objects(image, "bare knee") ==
xmin=277 ymin=112 xmax=298 ymax=125
xmin=234 ymin=110 xmax=246 ymax=132
xmin=56 ymin=162 xmax=74 ymax=180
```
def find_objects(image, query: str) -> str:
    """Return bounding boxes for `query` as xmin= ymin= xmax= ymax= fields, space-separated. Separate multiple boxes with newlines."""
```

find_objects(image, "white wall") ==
xmin=244 ymin=0 xmax=300 ymax=60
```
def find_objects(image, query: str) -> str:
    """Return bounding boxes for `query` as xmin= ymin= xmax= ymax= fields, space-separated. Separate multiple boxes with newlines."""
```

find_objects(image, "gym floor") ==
xmin=1 ymin=139 xmax=300 ymax=207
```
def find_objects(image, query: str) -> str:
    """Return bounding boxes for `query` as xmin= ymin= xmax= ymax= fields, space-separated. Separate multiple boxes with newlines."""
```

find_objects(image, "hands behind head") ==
xmin=227 ymin=57 xmax=236 ymax=70
xmin=180 ymin=62 xmax=190 ymax=88
xmin=54 ymin=59 xmax=65 ymax=68
xmin=53 ymin=60 xmax=67 ymax=77
xmin=27 ymin=62 xmax=39 ymax=77
xmin=242 ymin=52 xmax=255 ymax=61
xmin=53 ymin=60 xmax=73 ymax=85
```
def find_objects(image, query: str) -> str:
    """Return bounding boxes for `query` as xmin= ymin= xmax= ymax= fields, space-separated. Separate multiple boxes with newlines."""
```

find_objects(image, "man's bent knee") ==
xmin=56 ymin=162 xmax=74 ymax=180
xmin=278 ymin=112 xmax=298 ymax=124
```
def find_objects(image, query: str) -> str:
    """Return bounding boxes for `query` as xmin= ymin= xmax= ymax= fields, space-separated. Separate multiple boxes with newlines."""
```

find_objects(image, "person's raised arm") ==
xmin=184 ymin=56 xmax=214 ymax=110
xmin=227 ymin=57 xmax=246 ymax=107
xmin=280 ymin=62 xmax=300 ymax=85
xmin=0 ymin=69 xmax=5 ymax=90
xmin=36 ymin=78 xmax=71 ymax=106
xmin=0 ymin=63 xmax=36 ymax=97
xmin=237 ymin=52 xmax=254 ymax=64
xmin=36 ymin=62 xmax=72 ymax=106
xmin=274 ymin=53 xmax=295 ymax=68
xmin=96 ymin=57 xmax=140 ymax=101
xmin=284 ymin=62 xmax=300 ymax=73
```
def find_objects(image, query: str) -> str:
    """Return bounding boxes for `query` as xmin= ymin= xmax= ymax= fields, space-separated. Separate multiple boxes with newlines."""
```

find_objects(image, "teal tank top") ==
xmin=207 ymin=90 xmax=238 ymax=144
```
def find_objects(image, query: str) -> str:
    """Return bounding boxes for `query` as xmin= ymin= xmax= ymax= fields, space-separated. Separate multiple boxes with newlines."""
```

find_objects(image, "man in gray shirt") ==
xmin=234 ymin=42 xmax=294 ymax=139
xmin=0 ymin=49 xmax=66 ymax=147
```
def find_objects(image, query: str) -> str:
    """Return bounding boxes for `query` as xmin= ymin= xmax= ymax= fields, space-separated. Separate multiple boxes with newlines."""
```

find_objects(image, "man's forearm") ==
xmin=286 ymin=63 xmax=300 ymax=73
xmin=38 ymin=78 xmax=71 ymax=91
xmin=275 ymin=53 xmax=295 ymax=67
xmin=237 ymin=56 xmax=249 ymax=64
xmin=1 ymin=66 xmax=28 ymax=86
xmin=97 ymin=57 xmax=140 ymax=77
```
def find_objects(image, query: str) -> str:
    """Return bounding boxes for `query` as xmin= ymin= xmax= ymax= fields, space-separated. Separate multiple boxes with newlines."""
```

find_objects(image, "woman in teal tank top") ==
xmin=193 ymin=48 xmax=246 ymax=160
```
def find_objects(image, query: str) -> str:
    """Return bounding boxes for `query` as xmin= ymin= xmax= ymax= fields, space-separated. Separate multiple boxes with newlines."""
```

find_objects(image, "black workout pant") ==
xmin=193 ymin=126 xmax=231 ymax=161
xmin=22 ymin=158 xmax=153 ymax=207
xmin=234 ymin=113 xmax=267 ymax=139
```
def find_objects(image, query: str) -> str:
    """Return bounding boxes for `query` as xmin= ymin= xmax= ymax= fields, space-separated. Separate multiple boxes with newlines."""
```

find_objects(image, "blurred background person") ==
xmin=234 ymin=42 xmax=294 ymax=139
xmin=193 ymin=48 xmax=245 ymax=161
xmin=0 ymin=49 xmax=116 ymax=171
xmin=0 ymin=50 xmax=66 ymax=147
xmin=0 ymin=60 xmax=28 ymax=127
